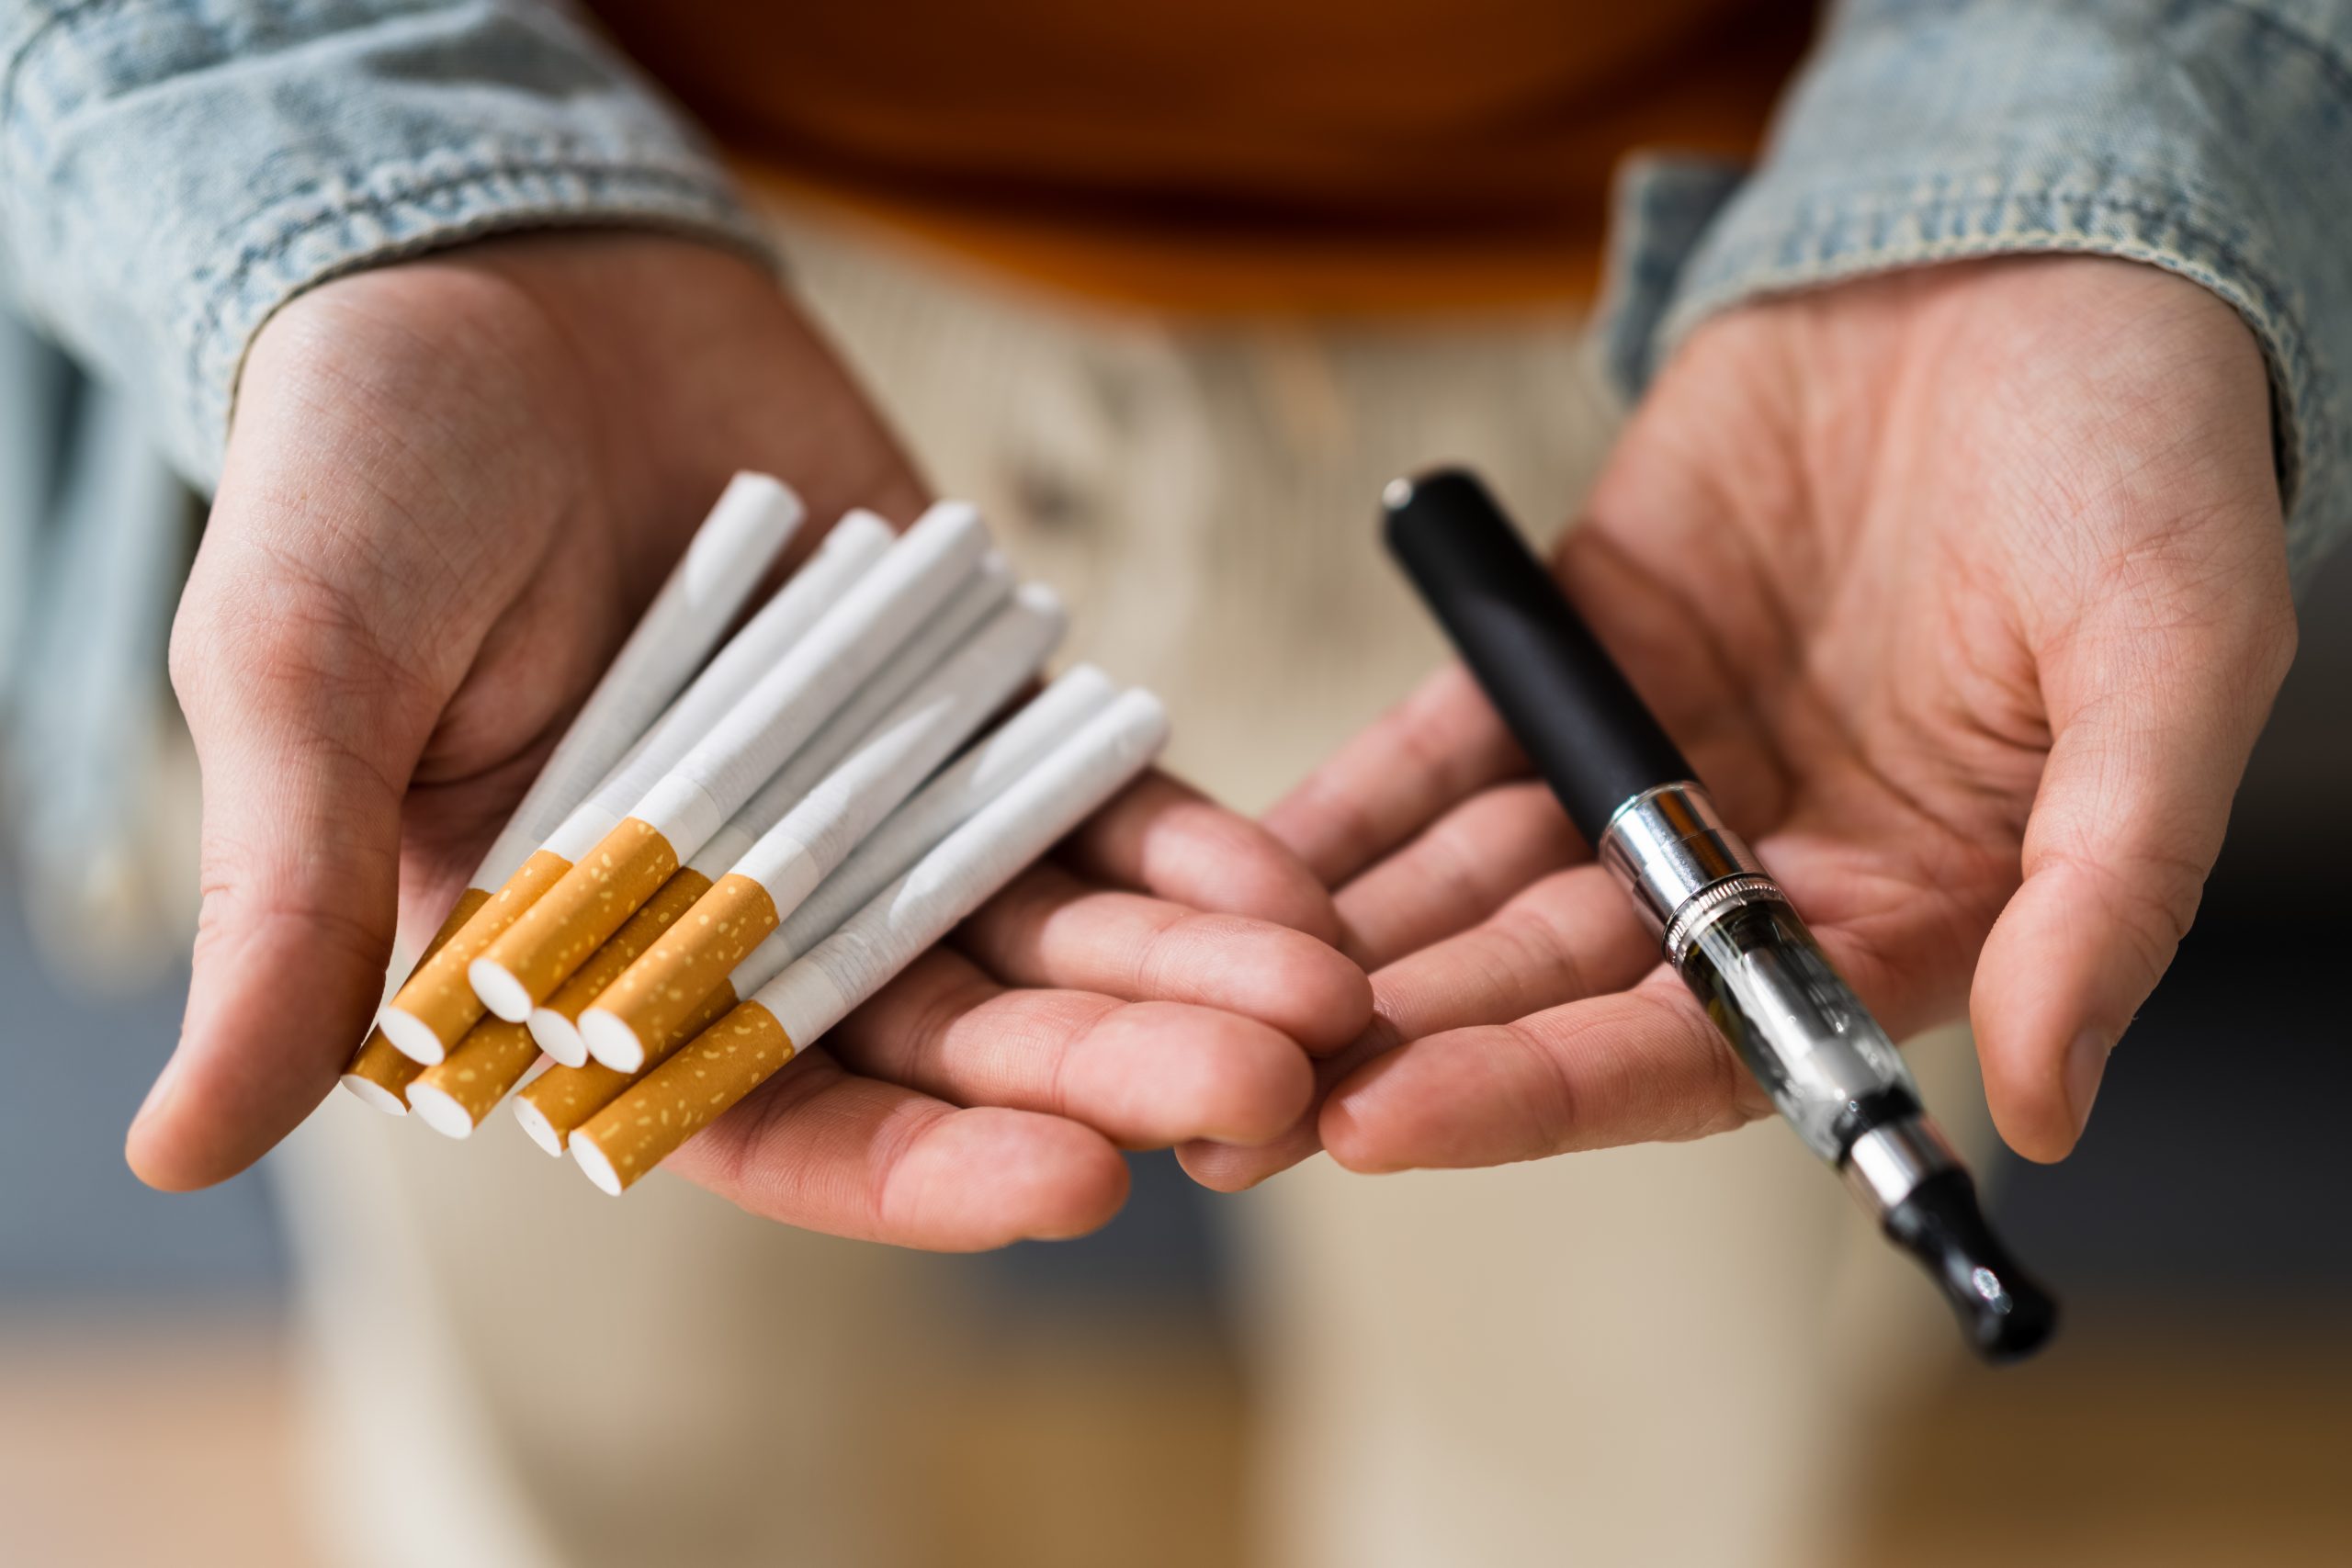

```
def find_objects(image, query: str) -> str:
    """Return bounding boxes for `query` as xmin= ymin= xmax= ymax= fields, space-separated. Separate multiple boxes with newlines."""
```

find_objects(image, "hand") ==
xmin=131 ymin=231 xmax=1368 ymax=1247
xmin=1185 ymin=256 xmax=2295 ymax=1190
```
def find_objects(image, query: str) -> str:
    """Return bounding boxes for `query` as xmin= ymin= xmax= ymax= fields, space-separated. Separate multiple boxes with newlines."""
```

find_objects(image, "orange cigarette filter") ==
xmin=529 ymin=867 xmax=715 ymax=1066
xmin=341 ymin=887 xmax=492 ymax=1110
xmin=377 ymin=849 xmax=573 ymax=1063
xmin=469 ymin=819 xmax=680 ymax=1020
xmin=571 ymin=1000 xmax=797 ymax=1191
xmin=580 ymin=874 xmax=780 ymax=1069
xmin=413 ymin=867 xmax=729 ymax=1134
xmin=406 ymin=1017 xmax=540 ymax=1136
xmin=513 ymin=982 xmax=741 ymax=1155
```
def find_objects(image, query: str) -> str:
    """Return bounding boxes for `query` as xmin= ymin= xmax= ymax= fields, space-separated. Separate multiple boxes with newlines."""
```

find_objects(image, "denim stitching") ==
xmin=0 ymin=0 xmax=141 ymax=232
xmin=2203 ymin=0 xmax=2352 ymax=107
xmin=184 ymin=152 xmax=742 ymax=369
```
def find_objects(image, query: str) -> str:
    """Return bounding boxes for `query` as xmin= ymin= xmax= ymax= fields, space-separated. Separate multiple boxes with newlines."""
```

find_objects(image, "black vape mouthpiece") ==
xmin=1882 ymin=1168 xmax=2059 ymax=1362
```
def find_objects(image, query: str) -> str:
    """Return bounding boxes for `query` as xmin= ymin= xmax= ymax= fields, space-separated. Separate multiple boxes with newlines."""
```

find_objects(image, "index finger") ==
xmin=1260 ymin=664 xmax=1525 ymax=887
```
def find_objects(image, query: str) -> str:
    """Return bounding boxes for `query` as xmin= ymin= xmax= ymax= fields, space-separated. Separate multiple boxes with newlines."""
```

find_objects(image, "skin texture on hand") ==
xmin=132 ymin=231 xmax=1370 ymax=1246
xmin=1184 ymin=256 xmax=2297 ymax=1191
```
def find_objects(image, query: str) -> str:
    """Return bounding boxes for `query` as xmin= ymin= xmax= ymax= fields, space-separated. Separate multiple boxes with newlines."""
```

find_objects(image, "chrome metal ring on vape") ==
xmin=1597 ymin=782 xmax=1769 ymax=936
xmin=1840 ymin=1118 xmax=1960 ymax=1217
xmin=1659 ymin=874 xmax=1784 ymax=962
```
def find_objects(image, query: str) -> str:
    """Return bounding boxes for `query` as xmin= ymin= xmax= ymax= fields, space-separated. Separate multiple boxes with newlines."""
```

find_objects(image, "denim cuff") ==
xmin=1599 ymin=0 xmax=2352 ymax=581
xmin=187 ymin=142 xmax=769 ymax=490
xmin=2 ymin=2 xmax=768 ymax=491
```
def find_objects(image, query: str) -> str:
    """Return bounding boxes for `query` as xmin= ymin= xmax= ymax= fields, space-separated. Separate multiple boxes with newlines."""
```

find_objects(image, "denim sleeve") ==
xmin=0 ymin=2 xmax=765 ymax=491
xmin=1595 ymin=0 xmax=2352 ymax=581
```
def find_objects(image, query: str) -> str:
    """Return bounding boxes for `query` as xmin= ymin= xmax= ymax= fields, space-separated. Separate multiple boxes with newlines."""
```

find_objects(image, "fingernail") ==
xmin=2064 ymin=1028 xmax=2111 ymax=1138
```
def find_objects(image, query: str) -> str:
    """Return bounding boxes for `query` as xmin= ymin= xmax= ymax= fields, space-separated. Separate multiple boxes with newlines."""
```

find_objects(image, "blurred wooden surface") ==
xmin=0 ymin=1314 xmax=310 ymax=1568
xmin=1837 ymin=1303 xmax=2352 ymax=1568
xmin=2 ymin=1303 xmax=2345 ymax=1566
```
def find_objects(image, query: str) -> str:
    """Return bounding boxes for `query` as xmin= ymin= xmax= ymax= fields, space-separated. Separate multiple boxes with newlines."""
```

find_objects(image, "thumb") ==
xmin=128 ymin=523 xmax=440 ymax=1190
xmin=1972 ymin=557 xmax=2295 ymax=1163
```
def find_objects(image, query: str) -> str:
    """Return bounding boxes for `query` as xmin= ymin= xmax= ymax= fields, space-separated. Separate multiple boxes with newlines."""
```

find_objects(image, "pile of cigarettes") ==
xmin=339 ymin=474 xmax=1167 ymax=1195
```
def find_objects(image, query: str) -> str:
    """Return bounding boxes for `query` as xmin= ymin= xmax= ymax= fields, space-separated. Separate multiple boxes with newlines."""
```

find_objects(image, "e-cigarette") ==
xmin=1385 ymin=468 xmax=2056 ymax=1362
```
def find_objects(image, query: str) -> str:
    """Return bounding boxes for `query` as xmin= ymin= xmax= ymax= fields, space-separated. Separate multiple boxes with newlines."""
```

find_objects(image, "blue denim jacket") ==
xmin=3 ymin=0 xmax=2346 ymax=573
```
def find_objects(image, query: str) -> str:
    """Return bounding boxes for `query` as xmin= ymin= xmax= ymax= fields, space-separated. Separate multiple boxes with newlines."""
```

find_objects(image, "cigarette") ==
xmin=467 ymin=502 xmax=990 ymax=1024
xmin=765 ymin=664 xmax=1119 ymax=968
xmin=475 ymin=472 xmax=805 ymax=878
xmin=405 ymin=1016 xmax=540 ymax=1139
xmin=570 ymin=687 xmax=1169 ymax=1195
xmin=371 ymin=849 xmax=576 ymax=1066
xmin=340 ymin=887 xmax=492 ymax=1111
xmin=678 ymin=555 xmax=1013 ymax=883
xmin=576 ymin=583 xmax=1066 ymax=1071
xmin=526 ymin=869 xmax=717 ymax=1067
xmin=532 ymin=511 xmax=899 ymax=867
xmin=512 ymin=983 xmax=743 ymax=1156
xmin=377 ymin=507 xmax=891 ymax=1062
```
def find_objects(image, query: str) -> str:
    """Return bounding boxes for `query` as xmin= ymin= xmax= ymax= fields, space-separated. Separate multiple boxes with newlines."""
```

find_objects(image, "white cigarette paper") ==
xmin=624 ymin=501 xmax=991 ymax=854
xmin=569 ymin=687 xmax=1168 ymax=1195
xmin=537 ymin=509 xmax=895 ymax=863
xmin=473 ymin=472 xmax=805 ymax=883
xmin=757 ymin=688 xmax=1167 ymax=1045
xmin=763 ymin=664 xmax=1120 ymax=968
xmin=681 ymin=554 xmax=1013 ymax=880
xmin=729 ymin=583 xmax=1067 ymax=915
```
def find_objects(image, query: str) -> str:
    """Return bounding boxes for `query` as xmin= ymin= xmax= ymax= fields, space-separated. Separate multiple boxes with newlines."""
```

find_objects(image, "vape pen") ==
xmin=1385 ymin=468 xmax=2056 ymax=1362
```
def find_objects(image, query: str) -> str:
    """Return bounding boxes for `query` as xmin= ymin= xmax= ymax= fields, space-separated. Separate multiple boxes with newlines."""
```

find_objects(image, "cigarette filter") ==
xmin=367 ymin=477 xmax=804 ymax=1066
xmin=526 ymin=869 xmax=717 ymax=1067
xmin=571 ymin=687 xmax=1167 ymax=1195
xmin=577 ymin=584 xmax=1065 ymax=1071
xmin=374 ymin=849 xmax=574 ymax=1065
xmin=340 ymin=889 xmax=490 ymax=1112
xmin=467 ymin=502 xmax=989 ymax=1023
xmin=512 ymin=974 xmax=745 ymax=1156
xmin=406 ymin=1015 xmax=541 ymax=1139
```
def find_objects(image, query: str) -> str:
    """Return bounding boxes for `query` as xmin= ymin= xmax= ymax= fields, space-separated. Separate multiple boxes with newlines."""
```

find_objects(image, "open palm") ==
xmin=130 ymin=231 xmax=1367 ymax=1246
xmin=1187 ymin=255 xmax=2296 ymax=1190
